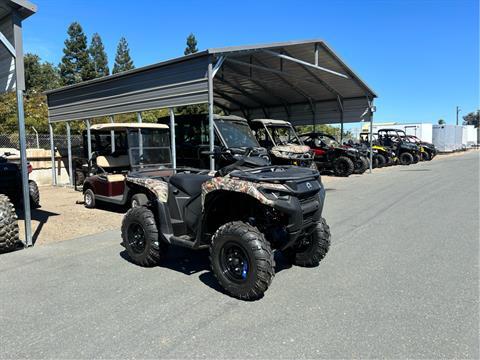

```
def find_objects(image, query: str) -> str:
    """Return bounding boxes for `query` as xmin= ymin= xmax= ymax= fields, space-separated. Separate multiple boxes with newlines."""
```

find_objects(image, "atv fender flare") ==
xmin=201 ymin=177 xmax=287 ymax=210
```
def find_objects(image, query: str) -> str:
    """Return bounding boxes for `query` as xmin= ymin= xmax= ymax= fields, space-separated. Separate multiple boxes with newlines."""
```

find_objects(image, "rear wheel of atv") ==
xmin=376 ymin=154 xmax=386 ymax=167
xmin=28 ymin=180 xmax=40 ymax=208
xmin=332 ymin=156 xmax=354 ymax=177
xmin=412 ymin=154 xmax=420 ymax=164
xmin=122 ymin=206 xmax=167 ymax=266
xmin=284 ymin=218 xmax=331 ymax=267
xmin=353 ymin=157 xmax=368 ymax=174
xmin=84 ymin=189 xmax=95 ymax=208
xmin=210 ymin=221 xmax=274 ymax=300
xmin=422 ymin=152 xmax=431 ymax=161
xmin=371 ymin=155 xmax=379 ymax=169
xmin=399 ymin=152 xmax=414 ymax=165
xmin=0 ymin=194 xmax=20 ymax=253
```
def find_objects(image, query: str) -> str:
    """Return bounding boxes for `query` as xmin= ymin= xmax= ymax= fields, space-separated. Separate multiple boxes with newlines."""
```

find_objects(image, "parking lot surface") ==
xmin=1 ymin=151 xmax=478 ymax=359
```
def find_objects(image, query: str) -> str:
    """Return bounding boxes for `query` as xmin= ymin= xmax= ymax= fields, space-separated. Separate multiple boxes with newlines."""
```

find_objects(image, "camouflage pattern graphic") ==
xmin=126 ymin=176 xmax=169 ymax=203
xmin=201 ymin=176 xmax=287 ymax=208
xmin=272 ymin=144 xmax=311 ymax=154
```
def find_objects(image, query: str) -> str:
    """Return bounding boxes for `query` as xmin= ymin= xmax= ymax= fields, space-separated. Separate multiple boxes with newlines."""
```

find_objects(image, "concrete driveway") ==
xmin=1 ymin=151 xmax=478 ymax=359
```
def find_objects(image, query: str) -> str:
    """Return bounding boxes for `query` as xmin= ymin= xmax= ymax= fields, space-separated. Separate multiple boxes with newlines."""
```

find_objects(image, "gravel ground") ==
xmin=1 ymin=150 xmax=478 ymax=359
xmin=17 ymin=186 xmax=124 ymax=245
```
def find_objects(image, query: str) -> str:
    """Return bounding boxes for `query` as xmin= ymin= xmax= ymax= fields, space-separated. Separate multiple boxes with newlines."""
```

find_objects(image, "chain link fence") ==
xmin=0 ymin=133 xmax=84 ymax=157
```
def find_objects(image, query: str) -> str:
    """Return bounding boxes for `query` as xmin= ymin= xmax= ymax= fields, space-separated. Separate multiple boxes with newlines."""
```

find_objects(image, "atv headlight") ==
xmin=261 ymin=188 xmax=290 ymax=201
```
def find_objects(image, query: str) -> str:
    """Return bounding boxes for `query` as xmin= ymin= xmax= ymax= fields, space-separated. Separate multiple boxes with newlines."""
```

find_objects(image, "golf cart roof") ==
xmin=251 ymin=119 xmax=292 ymax=126
xmin=214 ymin=114 xmax=248 ymax=122
xmin=90 ymin=123 xmax=169 ymax=131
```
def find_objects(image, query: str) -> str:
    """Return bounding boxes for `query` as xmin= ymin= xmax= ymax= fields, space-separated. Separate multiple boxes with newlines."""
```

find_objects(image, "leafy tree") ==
xmin=89 ymin=33 xmax=109 ymax=78
xmin=463 ymin=111 xmax=479 ymax=127
xmin=113 ymin=37 xmax=134 ymax=74
xmin=438 ymin=119 xmax=446 ymax=125
xmin=184 ymin=33 xmax=198 ymax=55
xmin=59 ymin=22 xmax=95 ymax=85
xmin=24 ymin=53 xmax=61 ymax=92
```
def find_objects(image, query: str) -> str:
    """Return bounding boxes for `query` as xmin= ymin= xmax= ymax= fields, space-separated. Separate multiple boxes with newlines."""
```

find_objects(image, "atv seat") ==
xmin=169 ymin=173 xmax=212 ymax=197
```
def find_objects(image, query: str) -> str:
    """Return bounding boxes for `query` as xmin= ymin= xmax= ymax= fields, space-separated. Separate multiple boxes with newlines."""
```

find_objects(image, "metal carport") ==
xmin=0 ymin=0 xmax=37 ymax=246
xmin=46 ymin=39 xmax=377 ymax=183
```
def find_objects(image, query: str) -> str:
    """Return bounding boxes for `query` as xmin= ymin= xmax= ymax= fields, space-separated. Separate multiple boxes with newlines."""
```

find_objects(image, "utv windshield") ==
xmin=266 ymin=125 xmax=301 ymax=146
xmin=127 ymin=129 xmax=171 ymax=169
xmin=318 ymin=135 xmax=339 ymax=147
xmin=215 ymin=120 xmax=260 ymax=148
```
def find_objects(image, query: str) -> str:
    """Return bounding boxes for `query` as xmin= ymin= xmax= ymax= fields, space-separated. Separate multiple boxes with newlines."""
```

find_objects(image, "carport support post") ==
xmin=169 ymin=108 xmax=176 ymax=169
xmin=110 ymin=116 xmax=115 ymax=153
xmin=66 ymin=122 xmax=73 ymax=186
xmin=86 ymin=119 xmax=92 ymax=160
xmin=369 ymin=119 xmax=374 ymax=174
xmin=49 ymin=123 xmax=56 ymax=185
xmin=207 ymin=59 xmax=215 ymax=170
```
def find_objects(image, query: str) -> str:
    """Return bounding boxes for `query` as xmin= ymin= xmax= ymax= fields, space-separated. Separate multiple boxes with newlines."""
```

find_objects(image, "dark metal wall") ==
xmin=47 ymin=55 xmax=210 ymax=122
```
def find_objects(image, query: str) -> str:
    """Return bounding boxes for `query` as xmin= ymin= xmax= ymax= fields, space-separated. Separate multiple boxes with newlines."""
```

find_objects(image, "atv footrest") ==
xmin=170 ymin=235 xmax=207 ymax=250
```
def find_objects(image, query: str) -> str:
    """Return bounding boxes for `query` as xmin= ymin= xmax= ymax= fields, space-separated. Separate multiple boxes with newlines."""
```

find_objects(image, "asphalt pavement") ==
xmin=1 ymin=151 xmax=478 ymax=359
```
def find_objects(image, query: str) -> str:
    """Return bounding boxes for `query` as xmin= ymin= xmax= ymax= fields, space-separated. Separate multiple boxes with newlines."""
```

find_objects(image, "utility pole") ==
xmin=456 ymin=106 xmax=461 ymax=126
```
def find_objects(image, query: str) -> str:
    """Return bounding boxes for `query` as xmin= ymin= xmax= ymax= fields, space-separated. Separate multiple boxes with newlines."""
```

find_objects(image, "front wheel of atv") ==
xmin=122 ymin=206 xmax=167 ymax=266
xmin=399 ymin=152 xmax=414 ymax=165
xmin=332 ymin=156 xmax=354 ymax=177
xmin=28 ymin=180 xmax=40 ymax=208
xmin=210 ymin=221 xmax=275 ymax=300
xmin=284 ymin=218 xmax=331 ymax=267
xmin=421 ymin=152 xmax=431 ymax=161
xmin=412 ymin=154 xmax=420 ymax=164
xmin=0 ymin=194 xmax=20 ymax=253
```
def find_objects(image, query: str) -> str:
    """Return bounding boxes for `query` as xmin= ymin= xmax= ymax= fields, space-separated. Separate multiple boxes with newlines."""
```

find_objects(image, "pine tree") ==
xmin=24 ymin=53 xmax=61 ymax=92
xmin=59 ymin=22 xmax=95 ymax=85
xmin=89 ymin=33 xmax=109 ymax=78
xmin=113 ymin=37 xmax=134 ymax=74
xmin=184 ymin=33 xmax=198 ymax=55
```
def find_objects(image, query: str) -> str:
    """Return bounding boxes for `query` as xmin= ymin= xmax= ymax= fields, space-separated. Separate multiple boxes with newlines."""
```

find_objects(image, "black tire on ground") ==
xmin=412 ymin=154 xmax=420 ymax=164
xmin=422 ymin=152 xmax=431 ymax=161
xmin=28 ymin=180 xmax=40 ymax=208
xmin=332 ymin=156 xmax=355 ymax=177
xmin=376 ymin=154 xmax=386 ymax=167
xmin=131 ymin=193 xmax=149 ymax=208
xmin=353 ymin=157 xmax=368 ymax=174
xmin=210 ymin=221 xmax=275 ymax=300
xmin=284 ymin=218 xmax=331 ymax=267
xmin=371 ymin=155 xmax=379 ymax=169
xmin=0 ymin=194 xmax=20 ymax=253
xmin=121 ymin=206 xmax=167 ymax=266
xmin=399 ymin=152 xmax=414 ymax=165
xmin=84 ymin=188 xmax=95 ymax=208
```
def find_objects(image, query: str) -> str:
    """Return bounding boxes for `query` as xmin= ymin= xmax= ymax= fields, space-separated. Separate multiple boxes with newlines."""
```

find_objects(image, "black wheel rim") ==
xmin=336 ymin=161 xmax=347 ymax=174
xmin=127 ymin=222 xmax=146 ymax=254
xmin=220 ymin=243 xmax=250 ymax=283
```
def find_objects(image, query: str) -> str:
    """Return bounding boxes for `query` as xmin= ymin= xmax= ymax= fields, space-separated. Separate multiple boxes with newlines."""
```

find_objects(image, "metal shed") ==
xmin=0 ymin=0 xmax=37 ymax=246
xmin=46 ymin=39 xmax=377 ymax=181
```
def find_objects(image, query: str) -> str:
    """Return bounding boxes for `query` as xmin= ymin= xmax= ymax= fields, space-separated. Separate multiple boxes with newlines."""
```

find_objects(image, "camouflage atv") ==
xmin=250 ymin=119 xmax=316 ymax=169
xmin=121 ymin=153 xmax=331 ymax=300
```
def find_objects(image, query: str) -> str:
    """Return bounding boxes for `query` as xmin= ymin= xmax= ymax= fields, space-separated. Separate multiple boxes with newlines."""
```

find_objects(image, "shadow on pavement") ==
xmin=120 ymin=246 xmax=293 ymax=296
xmin=17 ymin=208 xmax=59 ymax=245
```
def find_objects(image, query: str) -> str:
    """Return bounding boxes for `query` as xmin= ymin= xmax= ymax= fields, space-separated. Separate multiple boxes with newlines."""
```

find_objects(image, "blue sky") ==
xmin=23 ymin=0 xmax=478 ymax=124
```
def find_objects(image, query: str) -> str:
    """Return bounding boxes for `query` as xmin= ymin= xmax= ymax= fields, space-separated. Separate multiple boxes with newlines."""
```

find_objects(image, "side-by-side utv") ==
xmin=250 ymin=119 xmax=316 ymax=168
xmin=157 ymin=114 xmax=269 ymax=169
xmin=377 ymin=129 xmax=420 ymax=165
xmin=299 ymin=132 xmax=367 ymax=176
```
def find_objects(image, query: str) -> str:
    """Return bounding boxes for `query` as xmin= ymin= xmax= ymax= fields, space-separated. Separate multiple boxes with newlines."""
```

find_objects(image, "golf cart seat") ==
xmin=96 ymin=155 xmax=130 ymax=173
xmin=169 ymin=173 xmax=212 ymax=197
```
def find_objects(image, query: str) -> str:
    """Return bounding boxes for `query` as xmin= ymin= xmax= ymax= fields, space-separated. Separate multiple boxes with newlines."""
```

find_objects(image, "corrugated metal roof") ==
xmin=46 ymin=40 xmax=377 ymax=125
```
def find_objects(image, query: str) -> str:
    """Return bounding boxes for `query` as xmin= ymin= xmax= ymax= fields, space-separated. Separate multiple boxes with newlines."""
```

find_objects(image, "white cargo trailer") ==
xmin=463 ymin=125 xmax=478 ymax=147
xmin=371 ymin=123 xmax=433 ymax=143
xmin=432 ymin=125 xmax=462 ymax=152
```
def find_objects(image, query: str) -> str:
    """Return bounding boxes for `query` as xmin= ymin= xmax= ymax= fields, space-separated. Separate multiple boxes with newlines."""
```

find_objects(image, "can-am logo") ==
xmin=306 ymin=182 xmax=313 ymax=190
